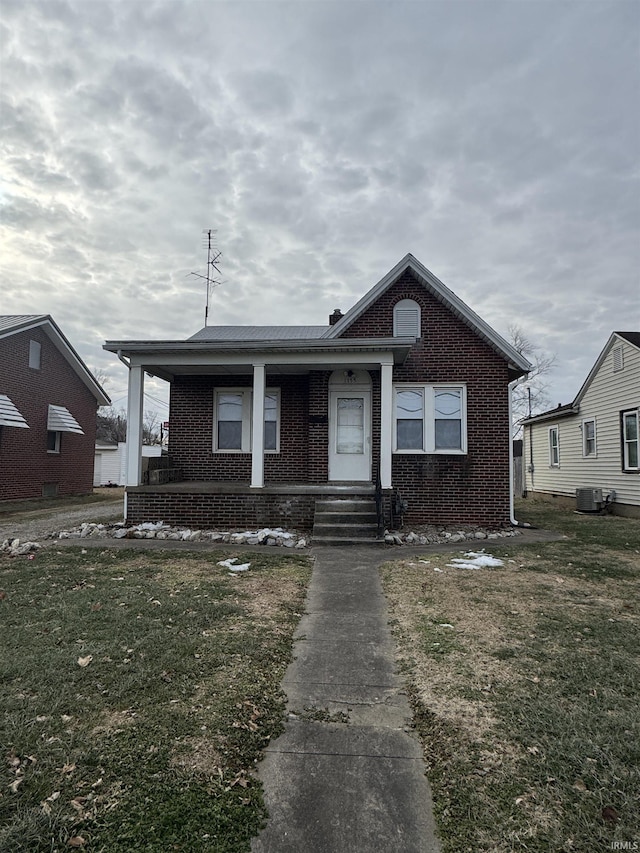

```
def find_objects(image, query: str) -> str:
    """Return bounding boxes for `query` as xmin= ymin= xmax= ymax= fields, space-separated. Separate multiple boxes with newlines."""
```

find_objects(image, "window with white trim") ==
xmin=622 ymin=409 xmax=639 ymax=471
xmin=213 ymin=388 xmax=280 ymax=452
xmin=549 ymin=425 xmax=559 ymax=467
xmin=47 ymin=431 xmax=61 ymax=453
xmin=582 ymin=418 xmax=596 ymax=457
xmin=393 ymin=299 xmax=421 ymax=338
xmin=393 ymin=385 xmax=466 ymax=453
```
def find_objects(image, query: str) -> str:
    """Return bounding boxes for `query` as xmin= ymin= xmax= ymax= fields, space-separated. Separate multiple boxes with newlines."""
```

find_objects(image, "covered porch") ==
xmin=104 ymin=335 xmax=413 ymax=530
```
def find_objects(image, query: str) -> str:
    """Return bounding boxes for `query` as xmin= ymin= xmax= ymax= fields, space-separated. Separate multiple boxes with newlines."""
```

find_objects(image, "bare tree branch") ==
xmin=509 ymin=325 xmax=558 ymax=438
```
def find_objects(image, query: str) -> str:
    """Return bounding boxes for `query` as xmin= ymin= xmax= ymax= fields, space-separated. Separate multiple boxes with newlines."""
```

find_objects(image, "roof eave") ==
xmin=521 ymin=405 xmax=579 ymax=425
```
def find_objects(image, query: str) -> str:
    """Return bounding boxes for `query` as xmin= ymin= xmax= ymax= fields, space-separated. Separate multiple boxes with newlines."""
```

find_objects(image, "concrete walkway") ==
xmin=252 ymin=546 xmax=441 ymax=853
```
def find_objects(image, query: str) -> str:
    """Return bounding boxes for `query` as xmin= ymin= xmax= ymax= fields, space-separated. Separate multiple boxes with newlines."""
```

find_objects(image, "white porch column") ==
xmin=125 ymin=364 xmax=144 ymax=486
xmin=380 ymin=362 xmax=393 ymax=489
xmin=251 ymin=362 xmax=266 ymax=488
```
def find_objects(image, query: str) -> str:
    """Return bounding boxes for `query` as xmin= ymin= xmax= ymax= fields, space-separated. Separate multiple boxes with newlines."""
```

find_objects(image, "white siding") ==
xmin=524 ymin=339 xmax=640 ymax=508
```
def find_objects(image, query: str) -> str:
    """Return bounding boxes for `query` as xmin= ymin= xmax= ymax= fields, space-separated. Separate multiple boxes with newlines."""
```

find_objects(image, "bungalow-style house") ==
xmin=104 ymin=254 xmax=530 ymax=536
xmin=522 ymin=332 xmax=640 ymax=518
xmin=0 ymin=315 xmax=110 ymax=501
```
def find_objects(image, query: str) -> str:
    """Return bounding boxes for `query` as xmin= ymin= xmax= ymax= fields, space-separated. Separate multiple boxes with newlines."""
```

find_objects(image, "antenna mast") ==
xmin=189 ymin=230 xmax=222 ymax=326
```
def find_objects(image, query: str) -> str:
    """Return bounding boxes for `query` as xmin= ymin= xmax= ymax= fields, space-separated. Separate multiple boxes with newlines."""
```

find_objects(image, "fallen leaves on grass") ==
xmin=77 ymin=655 xmax=93 ymax=667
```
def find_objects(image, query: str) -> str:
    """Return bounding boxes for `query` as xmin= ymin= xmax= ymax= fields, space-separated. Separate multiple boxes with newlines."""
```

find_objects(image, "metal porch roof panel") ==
xmin=189 ymin=325 xmax=330 ymax=341
xmin=0 ymin=394 xmax=30 ymax=428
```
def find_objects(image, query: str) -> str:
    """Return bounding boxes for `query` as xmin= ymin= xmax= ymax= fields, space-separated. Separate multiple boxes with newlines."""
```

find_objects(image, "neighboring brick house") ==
xmin=104 ymin=255 xmax=530 ymax=535
xmin=0 ymin=315 xmax=110 ymax=501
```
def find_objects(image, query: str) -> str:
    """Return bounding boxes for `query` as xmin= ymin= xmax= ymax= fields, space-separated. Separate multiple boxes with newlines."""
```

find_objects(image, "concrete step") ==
xmin=314 ymin=511 xmax=378 ymax=525
xmin=313 ymin=522 xmax=379 ymax=538
xmin=312 ymin=496 xmax=381 ymax=546
xmin=312 ymin=536 xmax=384 ymax=547
xmin=315 ymin=499 xmax=376 ymax=514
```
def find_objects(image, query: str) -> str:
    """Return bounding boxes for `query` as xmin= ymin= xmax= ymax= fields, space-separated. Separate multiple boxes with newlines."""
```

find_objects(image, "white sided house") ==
xmin=522 ymin=332 xmax=640 ymax=517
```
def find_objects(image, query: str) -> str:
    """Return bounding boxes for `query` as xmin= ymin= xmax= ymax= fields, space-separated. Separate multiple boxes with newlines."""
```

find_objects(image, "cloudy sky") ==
xmin=2 ymin=0 xmax=639 ymax=418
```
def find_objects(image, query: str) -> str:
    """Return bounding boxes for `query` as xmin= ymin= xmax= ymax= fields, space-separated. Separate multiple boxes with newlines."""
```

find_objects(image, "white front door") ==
xmin=328 ymin=390 xmax=371 ymax=482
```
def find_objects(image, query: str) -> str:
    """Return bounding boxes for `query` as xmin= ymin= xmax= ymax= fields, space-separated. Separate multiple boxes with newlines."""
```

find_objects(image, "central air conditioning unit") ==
xmin=576 ymin=488 xmax=603 ymax=512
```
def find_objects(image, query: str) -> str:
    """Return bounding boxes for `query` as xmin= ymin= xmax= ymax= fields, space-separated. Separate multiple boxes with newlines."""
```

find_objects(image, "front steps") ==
xmin=312 ymin=497 xmax=381 ymax=546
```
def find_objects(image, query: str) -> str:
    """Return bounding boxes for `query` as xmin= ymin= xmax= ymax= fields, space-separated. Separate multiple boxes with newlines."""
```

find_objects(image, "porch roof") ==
xmin=103 ymin=336 xmax=414 ymax=381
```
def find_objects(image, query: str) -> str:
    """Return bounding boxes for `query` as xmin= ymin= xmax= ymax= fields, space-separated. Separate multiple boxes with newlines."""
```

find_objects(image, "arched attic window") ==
xmin=393 ymin=299 xmax=421 ymax=338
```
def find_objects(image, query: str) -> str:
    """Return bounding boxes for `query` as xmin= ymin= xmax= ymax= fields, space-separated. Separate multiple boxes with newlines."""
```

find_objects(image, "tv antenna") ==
xmin=189 ymin=229 xmax=222 ymax=325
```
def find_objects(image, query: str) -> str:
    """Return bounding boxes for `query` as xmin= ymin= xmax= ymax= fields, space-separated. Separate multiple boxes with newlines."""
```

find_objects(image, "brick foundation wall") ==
xmin=340 ymin=269 xmax=512 ymax=526
xmin=126 ymin=490 xmax=315 ymax=530
xmin=0 ymin=327 xmax=98 ymax=501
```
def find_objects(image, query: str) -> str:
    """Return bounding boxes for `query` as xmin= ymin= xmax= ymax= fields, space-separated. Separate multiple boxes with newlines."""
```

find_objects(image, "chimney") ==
xmin=329 ymin=309 xmax=343 ymax=326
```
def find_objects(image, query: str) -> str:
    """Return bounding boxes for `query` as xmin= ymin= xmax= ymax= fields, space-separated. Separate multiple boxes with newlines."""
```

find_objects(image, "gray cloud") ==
xmin=0 ymin=0 xmax=638 ymax=412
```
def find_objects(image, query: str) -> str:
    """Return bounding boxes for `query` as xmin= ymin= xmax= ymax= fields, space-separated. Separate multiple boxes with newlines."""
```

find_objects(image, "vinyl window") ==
xmin=549 ymin=425 xmax=560 ymax=467
xmin=213 ymin=388 xmax=280 ymax=453
xmin=393 ymin=385 xmax=466 ymax=453
xmin=622 ymin=409 xmax=639 ymax=471
xmin=582 ymin=418 xmax=596 ymax=457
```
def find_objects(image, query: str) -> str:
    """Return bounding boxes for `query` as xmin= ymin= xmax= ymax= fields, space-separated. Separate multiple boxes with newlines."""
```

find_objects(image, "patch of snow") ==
xmin=447 ymin=550 xmax=504 ymax=570
xmin=218 ymin=558 xmax=251 ymax=573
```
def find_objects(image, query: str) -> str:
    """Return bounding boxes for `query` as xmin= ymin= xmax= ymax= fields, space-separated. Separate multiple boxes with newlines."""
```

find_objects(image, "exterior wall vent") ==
xmin=576 ymin=487 xmax=603 ymax=512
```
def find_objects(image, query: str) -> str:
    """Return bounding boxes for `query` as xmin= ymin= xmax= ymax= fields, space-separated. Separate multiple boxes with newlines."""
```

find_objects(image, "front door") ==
xmin=328 ymin=390 xmax=371 ymax=481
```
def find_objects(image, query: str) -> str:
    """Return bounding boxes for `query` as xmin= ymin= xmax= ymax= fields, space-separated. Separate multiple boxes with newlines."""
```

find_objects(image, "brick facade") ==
xmin=339 ymin=269 xmax=512 ymax=526
xmin=168 ymin=374 xmax=310 ymax=482
xmin=0 ymin=327 xmax=99 ymax=501
xmin=126 ymin=489 xmax=316 ymax=530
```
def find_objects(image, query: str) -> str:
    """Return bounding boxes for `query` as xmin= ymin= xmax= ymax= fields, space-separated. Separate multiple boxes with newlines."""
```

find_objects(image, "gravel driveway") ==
xmin=0 ymin=496 xmax=124 ymax=543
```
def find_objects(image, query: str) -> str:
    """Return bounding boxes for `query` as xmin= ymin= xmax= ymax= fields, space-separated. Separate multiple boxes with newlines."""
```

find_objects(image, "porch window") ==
xmin=582 ymin=418 xmax=596 ymax=457
xmin=217 ymin=393 xmax=244 ymax=450
xmin=393 ymin=384 xmax=466 ymax=453
xmin=213 ymin=388 xmax=280 ymax=453
xmin=549 ymin=425 xmax=559 ymax=467
xmin=622 ymin=409 xmax=639 ymax=471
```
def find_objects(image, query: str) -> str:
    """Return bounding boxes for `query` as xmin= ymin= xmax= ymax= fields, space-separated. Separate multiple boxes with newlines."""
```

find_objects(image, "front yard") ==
xmin=0 ymin=547 xmax=311 ymax=852
xmin=382 ymin=499 xmax=640 ymax=852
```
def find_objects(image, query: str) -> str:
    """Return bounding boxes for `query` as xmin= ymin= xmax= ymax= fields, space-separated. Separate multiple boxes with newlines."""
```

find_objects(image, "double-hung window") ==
xmin=393 ymin=385 xmax=466 ymax=453
xmin=549 ymin=425 xmax=560 ymax=467
xmin=213 ymin=388 xmax=280 ymax=452
xmin=622 ymin=409 xmax=639 ymax=471
xmin=582 ymin=418 xmax=596 ymax=457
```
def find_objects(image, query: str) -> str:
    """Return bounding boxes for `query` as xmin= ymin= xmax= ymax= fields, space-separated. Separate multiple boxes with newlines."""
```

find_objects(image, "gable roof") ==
xmin=323 ymin=254 xmax=531 ymax=374
xmin=616 ymin=331 xmax=640 ymax=348
xmin=0 ymin=315 xmax=110 ymax=406
xmin=522 ymin=330 xmax=640 ymax=425
xmin=573 ymin=331 xmax=640 ymax=408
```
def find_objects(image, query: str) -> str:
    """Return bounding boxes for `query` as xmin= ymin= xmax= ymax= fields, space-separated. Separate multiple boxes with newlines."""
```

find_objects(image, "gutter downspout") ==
xmin=509 ymin=376 xmax=531 ymax=528
xmin=117 ymin=350 xmax=130 ymax=522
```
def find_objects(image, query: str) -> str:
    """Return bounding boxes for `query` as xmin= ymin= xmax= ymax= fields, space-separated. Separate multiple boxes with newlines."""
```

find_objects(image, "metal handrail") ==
xmin=375 ymin=474 xmax=384 ymax=537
